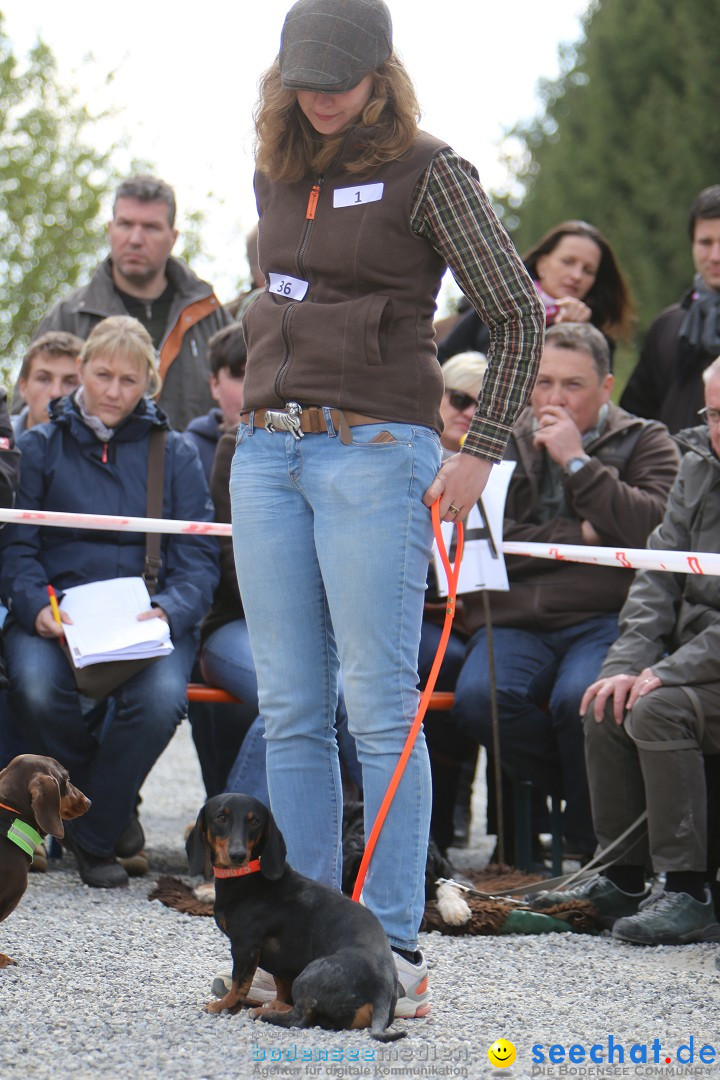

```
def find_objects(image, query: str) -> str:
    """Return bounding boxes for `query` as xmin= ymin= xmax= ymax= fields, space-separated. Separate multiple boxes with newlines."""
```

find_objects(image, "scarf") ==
xmin=677 ymin=274 xmax=720 ymax=382
xmin=534 ymin=281 xmax=561 ymax=326
xmin=74 ymin=387 xmax=118 ymax=443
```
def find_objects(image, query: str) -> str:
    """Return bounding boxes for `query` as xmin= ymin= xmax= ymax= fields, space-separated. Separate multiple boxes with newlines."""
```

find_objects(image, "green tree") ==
xmin=494 ymin=0 xmax=720 ymax=337
xmin=0 ymin=14 xmax=123 ymax=384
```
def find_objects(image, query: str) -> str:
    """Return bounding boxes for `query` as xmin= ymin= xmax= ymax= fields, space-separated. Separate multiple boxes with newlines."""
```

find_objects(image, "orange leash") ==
xmin=351 ymin=500 xmax=464 ymax=902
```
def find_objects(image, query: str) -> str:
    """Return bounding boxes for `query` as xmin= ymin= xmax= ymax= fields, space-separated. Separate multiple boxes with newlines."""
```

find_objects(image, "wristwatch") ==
xmin=564 ymin=454 xmax=591 ymax=476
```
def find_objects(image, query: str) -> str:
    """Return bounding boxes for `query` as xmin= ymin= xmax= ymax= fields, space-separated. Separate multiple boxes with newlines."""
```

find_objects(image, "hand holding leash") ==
xmin=423 ymin=452 xmax=493 ymax=522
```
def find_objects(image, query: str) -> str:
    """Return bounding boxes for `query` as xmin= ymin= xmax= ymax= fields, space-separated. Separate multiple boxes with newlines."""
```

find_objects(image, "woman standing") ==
xmin=231 ymin=0 xmax=544 ymax=1015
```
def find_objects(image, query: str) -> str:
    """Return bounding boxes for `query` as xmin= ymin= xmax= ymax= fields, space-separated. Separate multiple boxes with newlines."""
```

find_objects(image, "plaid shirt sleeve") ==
xmin=411 ymin=148 xmax=545 ymax=461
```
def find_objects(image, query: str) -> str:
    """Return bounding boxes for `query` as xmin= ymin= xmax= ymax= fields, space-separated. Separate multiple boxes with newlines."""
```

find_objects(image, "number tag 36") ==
xmin=267 ymin=273 xmax=309 ymax=301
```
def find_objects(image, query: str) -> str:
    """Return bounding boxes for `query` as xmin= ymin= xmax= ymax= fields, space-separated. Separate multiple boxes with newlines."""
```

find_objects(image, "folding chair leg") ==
xmin=513 ymin=779 xmax=533 ymax=872
xmin=549 ymin=794 xmax=564 ymax=877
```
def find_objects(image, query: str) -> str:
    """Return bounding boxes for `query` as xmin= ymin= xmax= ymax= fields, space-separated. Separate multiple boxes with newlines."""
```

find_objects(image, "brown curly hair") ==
xmin=523 ymin=221 xmax=634 ymax=341
xmin=254 ymin=53 xmax=421 ymax=183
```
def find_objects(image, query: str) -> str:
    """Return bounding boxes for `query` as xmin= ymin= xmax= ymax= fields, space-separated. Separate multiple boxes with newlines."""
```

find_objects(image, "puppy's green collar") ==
xmin=2 ymin=815 xmax=43 ymax=860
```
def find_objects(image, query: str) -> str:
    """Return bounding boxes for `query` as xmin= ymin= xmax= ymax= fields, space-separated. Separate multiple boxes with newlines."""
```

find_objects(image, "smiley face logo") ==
xmin=488 ymin=1039 xmax=517 ymax=1068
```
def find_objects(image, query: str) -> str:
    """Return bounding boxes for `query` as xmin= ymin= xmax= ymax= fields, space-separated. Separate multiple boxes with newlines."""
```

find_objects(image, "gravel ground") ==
xmin=2 ymin=722 xmax=720 ymax=1080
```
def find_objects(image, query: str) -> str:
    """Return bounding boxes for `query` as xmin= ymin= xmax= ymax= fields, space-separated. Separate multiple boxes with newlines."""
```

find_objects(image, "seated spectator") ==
xmin=432 ymin=295 xmax=472 ymax=351
xmin=532 ymin=357 xmax=720 ymax=943
xmin=448 ymin=323 xmax=679 ymax=860
xmin=620 ymin=185 xmax=720 ymax=433
xmin=0 ymin=316 xmax=218 ymax=889
xmin=184 ymin=323 xmax=247 ymax=481
xmin=196 ymin=428 xmax=362 ymax=807
xmin=434 ymin=352 xmax=488 ymax=453
xmin=419 ymin=352 xmax=488 ymax=853
xmin=12 ymin=332 xmax=83 ymax=437
xmin=437 ymin=220 xmax=633 ymax=368
xmin=0 ymin=389 xmax=20 ymax=504
xmin=184 ymin=323 xmax=248 ymax=795
xmin=0 ymin=388 xmax=21 ymax=768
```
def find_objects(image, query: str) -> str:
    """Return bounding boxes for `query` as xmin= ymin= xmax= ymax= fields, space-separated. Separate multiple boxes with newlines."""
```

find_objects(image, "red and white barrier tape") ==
xmin=502 ymin=541 xmax=720 ymax=576
xmin=0 ymin=507 xmax=718 ymax=576
xmin=0 ymin=507 xmax=232 ymax=537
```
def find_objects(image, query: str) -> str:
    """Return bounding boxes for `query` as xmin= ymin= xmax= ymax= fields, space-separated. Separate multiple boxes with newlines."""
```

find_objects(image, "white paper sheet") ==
xmin=432 ymin=461 xmax=515 ymax=595
xmin=58 ymin=577 xmax=174 ymax=668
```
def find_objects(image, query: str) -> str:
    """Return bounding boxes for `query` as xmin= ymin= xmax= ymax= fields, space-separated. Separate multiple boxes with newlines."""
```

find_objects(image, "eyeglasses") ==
xmin=698 ymin=407 xmax=720 ymax=427
xmin=446 ymin=390 xmax=477 ymax=412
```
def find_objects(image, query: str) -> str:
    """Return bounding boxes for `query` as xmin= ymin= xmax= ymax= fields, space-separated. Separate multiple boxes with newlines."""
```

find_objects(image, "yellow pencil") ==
xmin=47 ymin=584 xmax=63 ymax=629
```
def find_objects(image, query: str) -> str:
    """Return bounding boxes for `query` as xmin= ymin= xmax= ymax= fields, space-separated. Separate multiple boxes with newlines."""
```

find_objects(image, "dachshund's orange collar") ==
xmin=213 ymin=859 xmax=262 ymax=878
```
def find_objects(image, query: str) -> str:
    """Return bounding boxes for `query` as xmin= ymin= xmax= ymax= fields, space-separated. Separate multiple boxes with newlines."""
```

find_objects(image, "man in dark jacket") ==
xmin=0 ymin=388 xmax=21 ymax=767
xmin=450 ymin=324 xmax=679 ymax=858
xmin=27 ymin=175 xmax=232 ymax=431
xmin=532 ymin=357 xmax=720 ymax=945
xmin=0 ymin=389 xmax=19 ymax=511
xmin=620 ymin=185 xmax=720 ymax=433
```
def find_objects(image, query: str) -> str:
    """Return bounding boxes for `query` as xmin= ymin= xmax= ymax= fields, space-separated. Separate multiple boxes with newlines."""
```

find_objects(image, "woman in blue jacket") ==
xmin=1 ymin=316 xmax=219 ymax=888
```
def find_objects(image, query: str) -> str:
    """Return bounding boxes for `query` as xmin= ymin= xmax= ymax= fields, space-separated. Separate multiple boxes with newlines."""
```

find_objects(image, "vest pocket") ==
xmin=243 ymin=293 xmax=394 ymax=404
xmin=288 ymin=294 xmax=391 ymax=370
xmin=360 ymin=294 xmax=391 ymax=366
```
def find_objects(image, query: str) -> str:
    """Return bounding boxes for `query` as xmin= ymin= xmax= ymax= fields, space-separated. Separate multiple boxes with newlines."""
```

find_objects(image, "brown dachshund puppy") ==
xmin=186 ymin=793 xmax=406 ymax=1042
xmin=0 ymin=754 xmax=90 ymax=966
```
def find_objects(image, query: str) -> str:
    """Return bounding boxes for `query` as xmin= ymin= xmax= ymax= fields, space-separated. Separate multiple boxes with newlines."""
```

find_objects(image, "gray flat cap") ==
xmin=279 ymin=0 xmax=392 ymax=93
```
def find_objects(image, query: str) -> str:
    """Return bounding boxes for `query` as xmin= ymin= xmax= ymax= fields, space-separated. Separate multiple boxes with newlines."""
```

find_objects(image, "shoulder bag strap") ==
xmin=143 ymin=429 xmax=167 ymax=596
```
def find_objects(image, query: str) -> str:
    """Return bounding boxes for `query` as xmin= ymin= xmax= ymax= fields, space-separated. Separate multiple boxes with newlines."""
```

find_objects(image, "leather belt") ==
xmin=241 ymin=403 xmax=384 ymax=445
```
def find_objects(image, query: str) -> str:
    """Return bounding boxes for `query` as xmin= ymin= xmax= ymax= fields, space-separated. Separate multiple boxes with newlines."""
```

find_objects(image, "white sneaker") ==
xmin=213 ymin=955 xmax=431 ymax=1018
xmin=211 ymin=967 xmax=276 ymax=1005
xmin=393 ymin=950 xmax=431 ymax=1018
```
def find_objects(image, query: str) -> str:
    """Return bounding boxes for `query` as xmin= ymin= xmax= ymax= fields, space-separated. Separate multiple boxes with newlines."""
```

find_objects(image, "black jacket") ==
xmin=620 ymin=289 xmax=712 ymax=434
xmin=0 ymin=389 xmax=19 ymax=510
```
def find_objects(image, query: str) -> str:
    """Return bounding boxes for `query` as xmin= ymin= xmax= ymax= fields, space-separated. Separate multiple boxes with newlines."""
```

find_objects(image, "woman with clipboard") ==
xmin=1 ymin=316 xmax=218 ymax=888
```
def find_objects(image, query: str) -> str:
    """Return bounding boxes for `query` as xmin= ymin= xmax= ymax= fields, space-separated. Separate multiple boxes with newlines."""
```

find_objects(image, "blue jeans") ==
xmin=4 ymin=623 xmax=197 ymax=856
xmin=0 ymin=688 xmax=30 ymax=767
xmin=452 ymin=616 xmax=619 ymax=850
xmin=200 ymin=619 xmax=259 ymax=714
xmin=201 ymin=620 xmax=362 ymax=806
xmin=230 ymin=419 xmax=441 ymax=949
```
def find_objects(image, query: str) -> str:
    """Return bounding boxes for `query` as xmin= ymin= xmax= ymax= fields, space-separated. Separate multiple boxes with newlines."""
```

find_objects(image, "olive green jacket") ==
xmin=601 ymin=425 xmax=720 ymax=685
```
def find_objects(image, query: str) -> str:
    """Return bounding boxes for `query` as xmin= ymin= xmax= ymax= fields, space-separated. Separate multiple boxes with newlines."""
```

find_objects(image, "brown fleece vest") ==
xmin=242 ymin=132 xmax=449 ymax=432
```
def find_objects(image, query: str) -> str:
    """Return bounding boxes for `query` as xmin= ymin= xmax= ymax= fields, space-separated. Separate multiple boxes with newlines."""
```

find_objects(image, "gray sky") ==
xmin=3 ymin=0 xmax=590 ymax=303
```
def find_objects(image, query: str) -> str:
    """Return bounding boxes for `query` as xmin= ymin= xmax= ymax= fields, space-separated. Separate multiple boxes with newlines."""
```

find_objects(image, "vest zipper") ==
xmin=297 ymin=175 xmax=324 ymax=282
xmin=274 ymin=175 xmax=324 ymax=399
xmin=274 ymin=305 xmax=295 ymax=400
xmin=101 ymin=442 xmax=109 ymax=464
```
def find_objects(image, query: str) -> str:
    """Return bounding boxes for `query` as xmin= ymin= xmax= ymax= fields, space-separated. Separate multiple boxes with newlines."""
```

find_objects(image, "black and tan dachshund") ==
xmin=0 ymin=754 xmax=90 ymax=967
xmin=186 ymin=793 xmax=406 ymax=1042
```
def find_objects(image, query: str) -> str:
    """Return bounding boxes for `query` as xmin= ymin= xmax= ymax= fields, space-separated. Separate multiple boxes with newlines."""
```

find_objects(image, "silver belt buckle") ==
xmin=264 ymin=401 xmax=304 ymax=440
